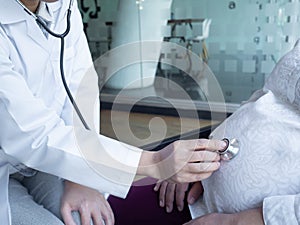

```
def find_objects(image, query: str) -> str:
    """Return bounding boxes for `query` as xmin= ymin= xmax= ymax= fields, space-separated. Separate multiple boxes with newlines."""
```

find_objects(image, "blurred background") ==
xmin=78 ymin=0 xmax=299 ymax=105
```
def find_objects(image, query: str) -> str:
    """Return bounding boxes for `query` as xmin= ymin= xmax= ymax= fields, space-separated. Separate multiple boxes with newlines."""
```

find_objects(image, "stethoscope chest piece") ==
xmin=218 ymin=138 xmax=240 ymax=161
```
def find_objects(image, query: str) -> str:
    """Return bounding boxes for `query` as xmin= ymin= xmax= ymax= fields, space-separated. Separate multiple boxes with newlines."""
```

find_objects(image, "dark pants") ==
xmin=108 ymin=178 xmax=191 ymax=225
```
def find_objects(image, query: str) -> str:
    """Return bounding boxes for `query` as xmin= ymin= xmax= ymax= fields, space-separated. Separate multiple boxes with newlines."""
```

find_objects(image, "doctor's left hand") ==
xmin=61 ymin=181 xmax=115 ymax=225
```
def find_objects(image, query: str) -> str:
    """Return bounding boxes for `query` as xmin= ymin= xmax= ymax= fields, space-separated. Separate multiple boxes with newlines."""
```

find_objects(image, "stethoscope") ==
xmin=14 ymin=0 xmax=240 ymax=160
xmin=218 ymin=138 xmax=239 ymax=161
xmin=15 ymin=0 xmax=90 ymax=130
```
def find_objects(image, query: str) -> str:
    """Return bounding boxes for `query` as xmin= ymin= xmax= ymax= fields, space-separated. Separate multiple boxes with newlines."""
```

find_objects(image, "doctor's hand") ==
xmin=61 ymin=181 xmax=114 ymax=225
xmin=154 ymin=181 xmax=204 ymax=213
xmin=138 ymin=139 xmax=224 ymax=183
xmin=183 ymin=208 xmax=264 ymax=225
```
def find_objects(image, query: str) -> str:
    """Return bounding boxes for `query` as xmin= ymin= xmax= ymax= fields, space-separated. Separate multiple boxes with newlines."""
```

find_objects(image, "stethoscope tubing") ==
xmin=15 ymin=0 xmax=90 ymax=130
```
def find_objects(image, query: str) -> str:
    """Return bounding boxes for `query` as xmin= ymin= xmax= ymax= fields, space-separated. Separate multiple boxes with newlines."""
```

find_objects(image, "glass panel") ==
xmin=79 ymin=0 xmax=298 ymax=109
xmin=169 ymin=0 xmax=297 ymax=103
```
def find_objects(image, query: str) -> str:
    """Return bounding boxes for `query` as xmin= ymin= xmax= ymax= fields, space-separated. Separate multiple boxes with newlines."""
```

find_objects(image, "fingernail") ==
xmin=166 ymin=206 xmax=171 ymax=213
xmin=188 ymin=197 xmax=195 ymax=205
xmin=160 ymin=200 xmax=164 ymax=207
xmin=154 ymin=186 xmax=158 ymax=191
xmin=177 ymin=206 xmax=183 ymax=211
xmin=219 ymin=140 xmax=227 ymax=150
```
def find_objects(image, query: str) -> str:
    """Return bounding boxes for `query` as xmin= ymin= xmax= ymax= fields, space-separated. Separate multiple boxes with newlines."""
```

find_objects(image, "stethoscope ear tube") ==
xmin=218 ymin=138 xmax=240 ymax=161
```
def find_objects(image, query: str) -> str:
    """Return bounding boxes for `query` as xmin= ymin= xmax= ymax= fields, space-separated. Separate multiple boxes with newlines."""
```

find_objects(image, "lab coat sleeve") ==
xmin=0 ymin=31 xmax=142 ymax=198
xmin=263 ymin=194 xmax=300 ymax=225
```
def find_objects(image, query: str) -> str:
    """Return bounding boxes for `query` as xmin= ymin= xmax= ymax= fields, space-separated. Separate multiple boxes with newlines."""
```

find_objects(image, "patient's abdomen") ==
xmin=202 ymin=96 xmax=300 ymax=214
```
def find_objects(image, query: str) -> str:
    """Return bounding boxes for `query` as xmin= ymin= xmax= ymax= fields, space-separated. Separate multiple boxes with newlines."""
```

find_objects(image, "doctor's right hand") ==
xmin=137 ymin=139 xmax=225 ymax=183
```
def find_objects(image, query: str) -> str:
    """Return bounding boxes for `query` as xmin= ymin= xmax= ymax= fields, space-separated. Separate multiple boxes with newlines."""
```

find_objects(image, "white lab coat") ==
xmin=0 ymin=0 xmax=142 ymax=224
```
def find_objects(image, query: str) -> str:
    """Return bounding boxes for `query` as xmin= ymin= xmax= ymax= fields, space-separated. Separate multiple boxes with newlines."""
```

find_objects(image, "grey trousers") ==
xmin=9 ymin=171 xmax=82 ymax=225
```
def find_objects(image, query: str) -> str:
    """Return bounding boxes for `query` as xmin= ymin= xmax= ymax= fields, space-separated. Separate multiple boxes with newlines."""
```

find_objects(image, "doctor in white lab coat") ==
xmin=0 ymin=0 xmax=225 ymax=224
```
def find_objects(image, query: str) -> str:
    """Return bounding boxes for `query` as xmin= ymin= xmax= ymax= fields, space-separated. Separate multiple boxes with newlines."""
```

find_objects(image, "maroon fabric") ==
xmin=108 ymin=179 xmax=191 ymax=225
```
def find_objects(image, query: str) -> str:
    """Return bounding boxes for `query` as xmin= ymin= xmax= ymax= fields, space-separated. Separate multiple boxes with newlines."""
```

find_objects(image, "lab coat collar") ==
xmin=0 ymin=0 xmax=66 ymax=51
xmin=0 ymin=0 xmax=50 ymax=50
xmin=0 ymin=0 xmax=64 ymax=25
xmin=0 ymin=0 xmax=29 ymax=24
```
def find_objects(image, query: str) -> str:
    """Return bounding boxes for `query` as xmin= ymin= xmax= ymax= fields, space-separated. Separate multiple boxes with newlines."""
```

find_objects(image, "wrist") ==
xmin=64 ymin=180 xmax=80 ymax=190
xmin=137 ymin=150 xmax=161 ymax=179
